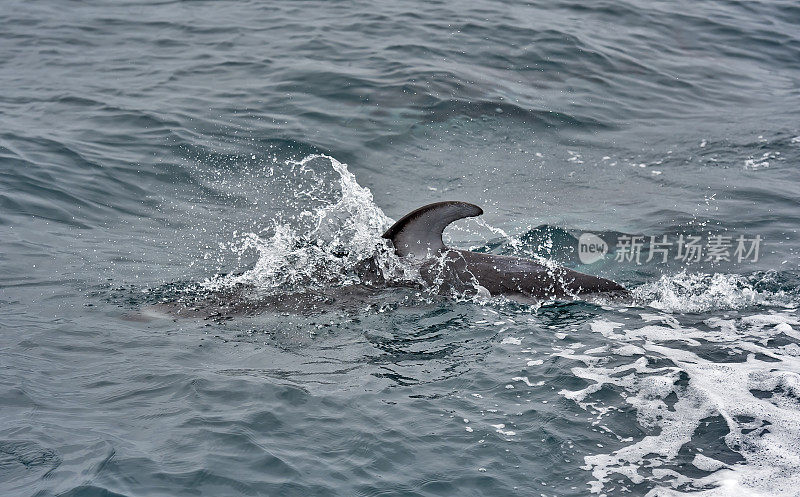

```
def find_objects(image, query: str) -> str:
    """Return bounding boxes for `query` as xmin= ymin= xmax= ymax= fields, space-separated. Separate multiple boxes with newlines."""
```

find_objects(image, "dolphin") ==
xmin=136 ymin=201 xmax=626 ymax=322
xmin=382 ymin=201 xmax=627 ymax=302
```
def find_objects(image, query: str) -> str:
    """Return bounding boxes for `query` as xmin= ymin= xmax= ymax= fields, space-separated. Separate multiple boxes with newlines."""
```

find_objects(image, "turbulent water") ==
xmin=2 ymin=1 xmax=800 ymax=496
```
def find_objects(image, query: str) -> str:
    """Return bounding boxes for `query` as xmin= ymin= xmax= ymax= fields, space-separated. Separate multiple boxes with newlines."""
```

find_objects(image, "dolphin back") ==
xmin=382 ymin=201 xmax=483 ymax=258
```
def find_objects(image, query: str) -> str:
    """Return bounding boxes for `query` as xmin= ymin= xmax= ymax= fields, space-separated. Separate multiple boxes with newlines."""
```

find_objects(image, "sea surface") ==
xmin=2 ymin=1 xmax=800 ymax=496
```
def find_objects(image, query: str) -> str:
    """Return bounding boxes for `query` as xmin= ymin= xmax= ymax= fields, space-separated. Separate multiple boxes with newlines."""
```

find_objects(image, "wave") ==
xmin=633 ymin=271 xmax=799 ymax=313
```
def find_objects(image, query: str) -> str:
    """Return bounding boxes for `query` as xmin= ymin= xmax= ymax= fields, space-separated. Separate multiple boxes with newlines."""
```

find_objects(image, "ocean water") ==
xmin=2 ymin=0 xmax=800 ymax=495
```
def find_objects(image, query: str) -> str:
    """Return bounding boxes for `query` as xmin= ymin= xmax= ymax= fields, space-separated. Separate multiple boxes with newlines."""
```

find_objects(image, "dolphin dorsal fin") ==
xmin=382 ymin=201 xmax=483 ymax=258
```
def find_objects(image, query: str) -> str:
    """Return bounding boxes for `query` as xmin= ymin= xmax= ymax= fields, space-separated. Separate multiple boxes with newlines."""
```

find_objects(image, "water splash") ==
xmin=633 ymin=271 xmax=797 ymax=313
xmin=473 ymin=217 xmax=524 ymax=252
xmin=202 ymin=154 xmax=414 ymax=293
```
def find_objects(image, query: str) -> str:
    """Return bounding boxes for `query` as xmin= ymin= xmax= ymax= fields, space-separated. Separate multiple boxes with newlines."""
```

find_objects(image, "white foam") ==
xmin=616 ymin=344 xmax=646 ymax=356
xmin=692 ymin=454 xmax=727 ymax=472
xmin=491 ymin=423 xmax=516 ymax=437
xmin=560 ymin=312 xmax=800 ymax=496
xmin=590 ymin=320 xmax=624 ymax=338
xmin=632 ymin=272 xmax=798 ymax=313
xmin=512 ymin=376 xmax=535 ymax=386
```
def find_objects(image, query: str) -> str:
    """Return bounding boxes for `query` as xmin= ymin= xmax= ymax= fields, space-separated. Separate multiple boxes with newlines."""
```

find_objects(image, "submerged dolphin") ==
xmin=382 ymin=201 xmax=627 ymax=301
xmin=140 ymin=201 xmax=626 ymax=322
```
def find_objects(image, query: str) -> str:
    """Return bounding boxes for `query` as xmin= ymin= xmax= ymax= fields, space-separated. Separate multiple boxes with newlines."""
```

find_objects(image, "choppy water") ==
xmin=2 ymin=1 xmax=800 ymax=495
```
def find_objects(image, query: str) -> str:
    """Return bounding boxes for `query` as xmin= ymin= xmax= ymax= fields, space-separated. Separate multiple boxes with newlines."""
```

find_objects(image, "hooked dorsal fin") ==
xmin=382 ymin=201 xmax=483 ymax=258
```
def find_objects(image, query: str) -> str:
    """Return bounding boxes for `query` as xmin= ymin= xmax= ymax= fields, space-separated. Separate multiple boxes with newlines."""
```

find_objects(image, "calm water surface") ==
xmin=2 ymin=1 xmax=800 ymax=496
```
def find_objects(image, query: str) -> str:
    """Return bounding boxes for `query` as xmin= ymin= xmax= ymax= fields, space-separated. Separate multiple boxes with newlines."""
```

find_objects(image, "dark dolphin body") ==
xmin=382 ymin=201 xmax=627 ymax=302
xmin=143 ymin=201 xmax=626 ymax=321
xmin=144 ymin=284 xmax=386 ymax=321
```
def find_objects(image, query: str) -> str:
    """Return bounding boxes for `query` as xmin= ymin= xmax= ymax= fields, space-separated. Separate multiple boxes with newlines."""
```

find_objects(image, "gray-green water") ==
xmin=2 ymin=1 xmax=800 ymax=495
